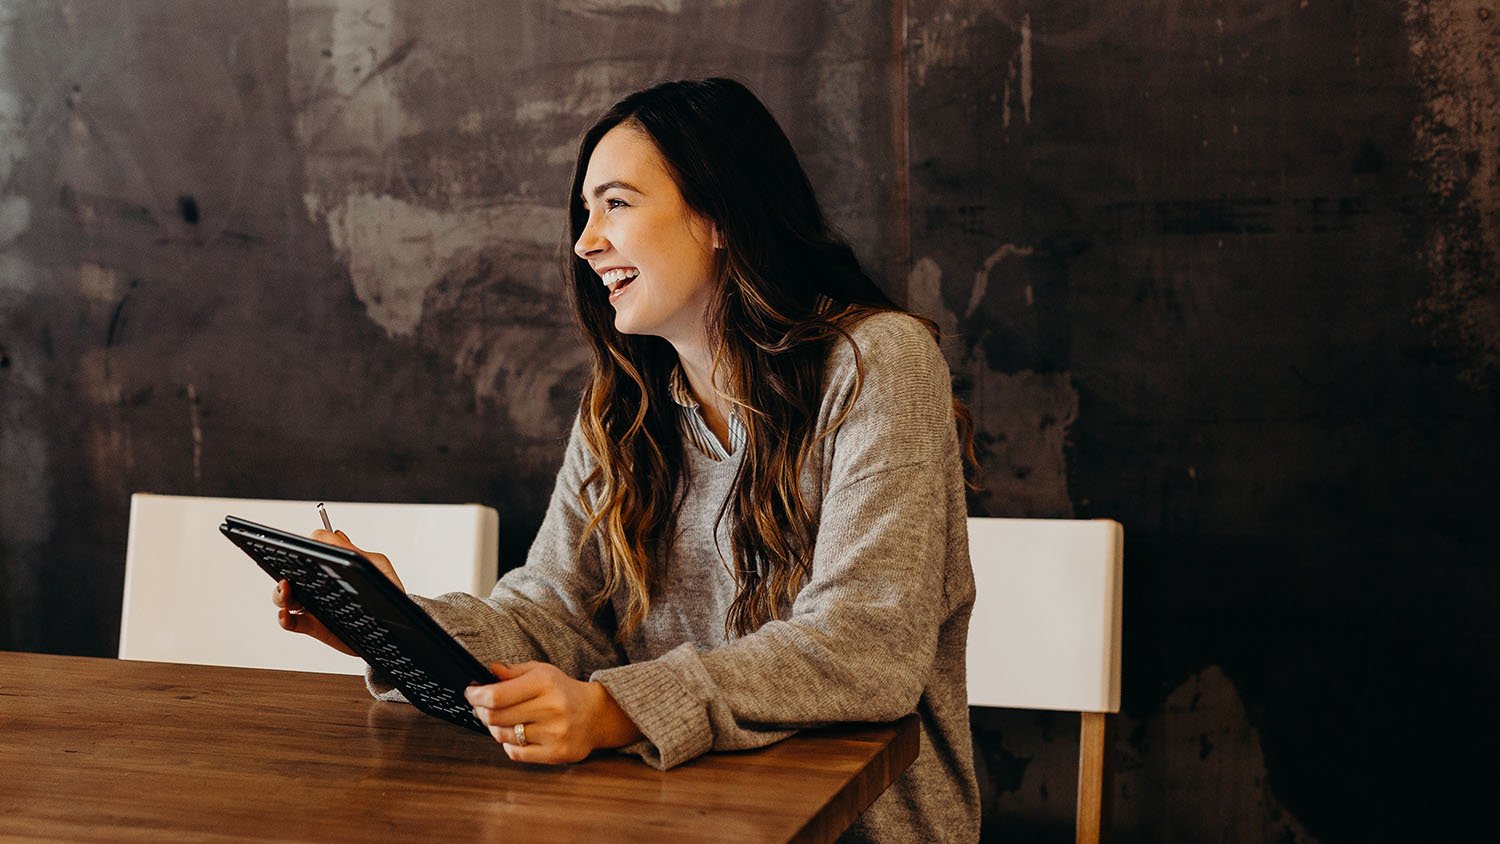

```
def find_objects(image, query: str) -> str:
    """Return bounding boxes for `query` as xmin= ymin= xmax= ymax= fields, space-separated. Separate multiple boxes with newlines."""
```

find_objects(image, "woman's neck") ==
xmin=672 ymin=338 xmax=735 ymax=451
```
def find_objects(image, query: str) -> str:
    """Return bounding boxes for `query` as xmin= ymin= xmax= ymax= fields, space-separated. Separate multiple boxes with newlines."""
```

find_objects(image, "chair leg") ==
xmin=1076 ymin=711 xmax=1112 ymax=844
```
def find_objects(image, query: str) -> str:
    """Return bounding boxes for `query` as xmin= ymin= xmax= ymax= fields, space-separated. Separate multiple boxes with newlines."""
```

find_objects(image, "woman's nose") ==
xmin=574 ymin=214 xmax=606 ymax=259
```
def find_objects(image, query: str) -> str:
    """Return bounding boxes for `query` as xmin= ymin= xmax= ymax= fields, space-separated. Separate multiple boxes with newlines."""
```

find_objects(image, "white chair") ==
xmin=120 ymin=492 xmax=499 ymax=675
xmin=966 ymin=517 xmax=1124 ymax=844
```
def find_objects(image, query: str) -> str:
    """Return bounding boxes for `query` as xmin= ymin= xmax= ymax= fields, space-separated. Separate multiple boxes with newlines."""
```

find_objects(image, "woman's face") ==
xmin=574 ymin=124 xmax=720 ymax=347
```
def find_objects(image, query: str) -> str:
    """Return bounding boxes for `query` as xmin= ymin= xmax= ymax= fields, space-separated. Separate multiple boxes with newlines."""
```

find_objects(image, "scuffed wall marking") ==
xmin=558 ymin=0 xmax=684 ymax=13
xmin=909 ymin=1 xmax=989 ymax=88
xmin=1001 ymin=12 xmax=1031 ymax=129
xmin=290 ymin=0 xmax=409 ymax=171
xmin=78 ymin=261 xmax=118 ymax=302
xmin=0 ymin=193 xmax=27 ymax=247
xmin=910 ymin=253 xmax=1077 ymax=517
xmin=909 ymin=255 xmax=955 ymax=338
xmin=0 ymin=6 xmax=30 ymax=262
xmin=447 ymin=314 xmax=591 ymax=436
xmin=0 ymin=0 xmax=54 ymax=547
xmin=970 ymin=242 xmax=1035 ymax=317
xmin=512 ymin=63 xmax=642 ymax=129
xmin=980 ymin=666 xmax=1321 ymax=842
xmin=969 ymin=367 xmax=1078 ymax=517
xmin=1151 ymin=667 xmax=1322 ymax=843
xmin=556 ymin=0 xmax=746 ymax=14
xmin=1403 ymin=1 xmax=1500 ymax=389
xmin=186 ymin=383 xmax=202 ymax=486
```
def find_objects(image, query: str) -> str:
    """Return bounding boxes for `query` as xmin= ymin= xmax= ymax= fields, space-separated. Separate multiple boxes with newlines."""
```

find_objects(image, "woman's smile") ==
xmin=599 ymin=266 xmax=641 ymax=302
xmin=600 ymin=267 xmax=639 ymax=288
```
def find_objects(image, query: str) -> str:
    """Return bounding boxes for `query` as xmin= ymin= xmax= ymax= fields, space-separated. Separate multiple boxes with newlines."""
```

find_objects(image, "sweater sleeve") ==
xmin=590 ymin=314 xmax=966 ymax=769
xmin=366 ymin=418 xmax=625 ymax=700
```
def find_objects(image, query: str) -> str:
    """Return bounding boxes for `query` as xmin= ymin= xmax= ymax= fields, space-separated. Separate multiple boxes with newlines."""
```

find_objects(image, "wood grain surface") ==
xmin=0 ymin=652 xmax=917 ymax=843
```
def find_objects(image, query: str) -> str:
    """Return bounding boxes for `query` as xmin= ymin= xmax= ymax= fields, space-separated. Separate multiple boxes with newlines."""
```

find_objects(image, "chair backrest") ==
xmin=966 ymin=517 xmax=1123 ymax=713
xmin=967 ymin=517 xmax=1124 ymax=842
xmin=120 ymin=493 xmax=499 ymax=675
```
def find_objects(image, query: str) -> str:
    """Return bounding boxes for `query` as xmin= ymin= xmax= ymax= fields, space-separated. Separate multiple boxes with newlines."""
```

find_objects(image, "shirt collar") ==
xmin=667 ymin=364 xmax=700 ymax=409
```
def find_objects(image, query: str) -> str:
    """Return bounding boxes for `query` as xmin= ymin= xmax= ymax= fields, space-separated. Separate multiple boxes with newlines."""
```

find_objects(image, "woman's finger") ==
xmin=311 ymin=528 xmax=350 ymax=549
xmin=503 ymin=739 xmax=538 ymax=763
xmin=470 ymin=697 xmax=546 ymax=731
xmin=481 ymin=721 xmax=536 ymax=751
xmin=271 ymin=580 xmax=305 ymax=612
xmin=277 ymin=603 xmax=356 ymax=656
xmin=501 ymin=729 xmax=591 ymax=765
xmin=311 ymin=529 xmax=404 ymax=590
xmin=464 ymin=662 xmax=542 ymax=708
xmin=278 ymin=606 xmax=315 ymax=634
xmin=501 ymin=723 xmax=535 ymax=747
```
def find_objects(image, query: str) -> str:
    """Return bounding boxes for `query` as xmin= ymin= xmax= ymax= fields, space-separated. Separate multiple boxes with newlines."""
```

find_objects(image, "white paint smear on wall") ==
xmin=512 ymin=64 xmax=636 ymax=126
xmin=320 ymin=193 xmax=560 ymax=337
xmin=1001 ymin=13 xmax=1032 ymax=129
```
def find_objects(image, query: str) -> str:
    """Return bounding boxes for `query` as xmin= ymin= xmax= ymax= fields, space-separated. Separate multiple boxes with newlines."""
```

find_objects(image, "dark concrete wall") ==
xmin=908 ymin=3 xmax=1499 ymax=841
xmin=2 ymin=2 xmax=1496 ymax=841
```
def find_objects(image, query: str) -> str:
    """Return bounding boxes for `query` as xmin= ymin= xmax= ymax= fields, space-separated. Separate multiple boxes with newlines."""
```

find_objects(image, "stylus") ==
xmin=317 ymin=502 xmax=333 ymax=532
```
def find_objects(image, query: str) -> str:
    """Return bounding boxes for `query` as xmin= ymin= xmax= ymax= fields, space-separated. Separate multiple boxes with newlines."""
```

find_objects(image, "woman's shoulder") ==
xmin=819 ymin=309 xmax=954 ymax=428
xmin=846 ymin=309 xmax=936 ymax=344
xmin=816 ymin=309 xmax=957 ymax=470
xmin=826 ymin=309 xmax=946 ymax=379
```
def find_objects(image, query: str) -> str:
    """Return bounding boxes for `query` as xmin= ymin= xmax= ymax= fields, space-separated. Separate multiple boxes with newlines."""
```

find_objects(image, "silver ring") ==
xmin=513 ymin=722 xmax=527 ymax=747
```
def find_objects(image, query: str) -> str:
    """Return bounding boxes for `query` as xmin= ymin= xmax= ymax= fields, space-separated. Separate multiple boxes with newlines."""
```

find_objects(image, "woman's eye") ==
xmin=605 ymin=198 xmax=628 ymax=210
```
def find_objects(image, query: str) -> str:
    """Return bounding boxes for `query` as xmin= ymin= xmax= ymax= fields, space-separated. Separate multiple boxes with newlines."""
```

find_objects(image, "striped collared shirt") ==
xmin=668 ymin=365 xmax=746 ymax=460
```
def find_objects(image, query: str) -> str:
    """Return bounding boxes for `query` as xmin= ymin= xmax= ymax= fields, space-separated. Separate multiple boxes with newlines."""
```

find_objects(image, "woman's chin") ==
xmin=612 ymin=313 xmax=645 ymax=336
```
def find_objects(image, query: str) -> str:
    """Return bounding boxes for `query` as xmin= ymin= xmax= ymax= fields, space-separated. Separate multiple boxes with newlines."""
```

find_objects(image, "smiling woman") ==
xmin=274 ymin=77 xmax=981 ymax=843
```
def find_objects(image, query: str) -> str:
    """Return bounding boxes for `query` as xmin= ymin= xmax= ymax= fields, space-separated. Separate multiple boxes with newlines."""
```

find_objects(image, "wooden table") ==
xmin=0 ymin=652 xmax=917 ymax=842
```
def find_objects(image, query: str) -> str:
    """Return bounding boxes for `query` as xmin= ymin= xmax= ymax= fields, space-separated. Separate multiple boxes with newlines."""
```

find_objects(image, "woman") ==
xmin=275 ymin=77 xmax=979 ymax=842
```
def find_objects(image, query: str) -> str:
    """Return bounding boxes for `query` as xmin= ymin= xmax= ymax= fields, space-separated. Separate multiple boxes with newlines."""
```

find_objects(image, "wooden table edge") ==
xmin=788 ymin=713 xmax=921 ymax=844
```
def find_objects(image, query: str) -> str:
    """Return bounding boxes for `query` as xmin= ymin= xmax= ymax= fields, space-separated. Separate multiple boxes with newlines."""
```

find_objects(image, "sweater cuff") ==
xmin=591 ymin=644 xmax=713 ymax=769
xmin=363 ymin=665 xmax=409 ymax=702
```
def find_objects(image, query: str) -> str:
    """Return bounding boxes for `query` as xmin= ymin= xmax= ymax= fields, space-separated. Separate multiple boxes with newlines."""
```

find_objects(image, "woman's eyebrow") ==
xmin=585 ymin=180 xmax=644 ymax=202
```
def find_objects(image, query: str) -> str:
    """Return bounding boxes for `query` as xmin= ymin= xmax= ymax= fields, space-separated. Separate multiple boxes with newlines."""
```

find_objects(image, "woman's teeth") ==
xmin=601 ymin=268 xmax=640 ymax=289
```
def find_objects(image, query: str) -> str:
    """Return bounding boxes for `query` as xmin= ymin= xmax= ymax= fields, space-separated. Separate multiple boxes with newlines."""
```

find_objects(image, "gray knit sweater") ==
xmin=367 ymin=312 xmax=980 ymax=842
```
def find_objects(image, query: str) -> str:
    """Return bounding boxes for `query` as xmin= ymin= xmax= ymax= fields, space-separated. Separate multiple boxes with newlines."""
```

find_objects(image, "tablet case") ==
xmin=219 ymin=515 xmax=496 ymax=733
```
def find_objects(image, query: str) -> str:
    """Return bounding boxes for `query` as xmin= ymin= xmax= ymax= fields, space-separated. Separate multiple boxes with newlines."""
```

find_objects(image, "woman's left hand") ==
xmin=464 ymin=661 xmax=643 ymax=764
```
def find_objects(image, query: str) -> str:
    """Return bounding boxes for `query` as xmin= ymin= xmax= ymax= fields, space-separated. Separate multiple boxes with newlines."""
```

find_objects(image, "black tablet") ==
xmin=219 ymin=515 xmax=496 ymax=734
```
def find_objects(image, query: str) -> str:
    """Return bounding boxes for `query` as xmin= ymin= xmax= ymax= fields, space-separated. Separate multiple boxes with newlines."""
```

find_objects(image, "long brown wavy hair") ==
xmin=565 ymin=78 xmax=973 ymax=640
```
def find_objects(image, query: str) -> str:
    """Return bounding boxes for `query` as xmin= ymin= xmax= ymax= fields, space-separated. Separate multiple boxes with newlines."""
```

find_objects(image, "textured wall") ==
xmin=906 ymin=2 xmax=1500 ymax=842
xmin=0 ymin=0 xmax=899 ymax=649
xmin=2 ymin=1 xmax=1498 ymax=842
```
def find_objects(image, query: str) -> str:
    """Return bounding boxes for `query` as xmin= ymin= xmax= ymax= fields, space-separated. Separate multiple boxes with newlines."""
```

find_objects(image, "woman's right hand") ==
xmin=271 ymin=529 xmax=406 ymax=656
